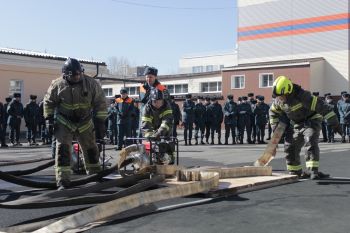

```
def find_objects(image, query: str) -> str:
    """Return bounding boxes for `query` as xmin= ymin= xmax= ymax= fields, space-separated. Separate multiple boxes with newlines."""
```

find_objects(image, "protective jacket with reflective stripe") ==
xmin=269 ymin=84 xmax=338 ymax=127
xmin=44 ymin=75 xmax=107 ymax=131
xmin=141 ymin=102 xmax=173 ymax=137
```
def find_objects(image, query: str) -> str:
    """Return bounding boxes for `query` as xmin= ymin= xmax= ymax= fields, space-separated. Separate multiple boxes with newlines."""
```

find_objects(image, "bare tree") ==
xmin=107 ymin=56 xmax=135 ymax=77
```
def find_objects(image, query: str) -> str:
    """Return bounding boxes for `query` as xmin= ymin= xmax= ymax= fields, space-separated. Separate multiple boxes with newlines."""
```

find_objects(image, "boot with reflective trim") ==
xmin=289 ymin=170 xmax=311 ymax=179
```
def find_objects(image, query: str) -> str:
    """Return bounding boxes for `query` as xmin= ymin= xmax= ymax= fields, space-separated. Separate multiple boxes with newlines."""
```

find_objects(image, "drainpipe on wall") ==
xmin=93 ymin=64 xmax=100 ymax=78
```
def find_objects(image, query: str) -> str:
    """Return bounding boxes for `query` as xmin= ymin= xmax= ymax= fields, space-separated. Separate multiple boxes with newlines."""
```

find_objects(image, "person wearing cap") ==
xmin=23 ymin=95 xmax=40 ymax=146
xmin=253 ymin=95 xmax=270 ymax=144
xmin=2 ymin=97 xmax=12 ymax=143
xmin=324 ymin=94 xmax=337 ymax=143
xmin=270 ymin=75 xmax=341 ymax=179
xmin=208 ymin=97 xmax=223 ymax=145
xmin=338 ymin=93 xmax=350 ymax=143
xmin=7 ymin=93 xmax=24 ymax=146
xmin=44 ymin=58 xmax=107 ymax=190
xmin=337 ymin=91 xmax=348 ymax=142
xmin=223 ymin=94 xmax=238 ymax=145
xmin=194 ymin=96 xmax=206 ymax=145
xmin=0 ymin=101 xmax=8 ymax=148
xmin=237 ymin=96 xmax=253 ymax=144
xmin=169 ymin=96 xmax=181 ymax=138
xmin=204 ymin=96 xmax=212 ymax=144
xmin=107 ymin=98 xmax=117 ymax=145
xmin=115 ymin=88 xmax=134 ymax=150
xmin=182 ymin=94 xmax=195 ymax=145
xmin=130 ymin=101 xmax=140 ymax=144
xmin=139 ymin=67 xmax=169 ymax=137
xmin=247 ymin=93 xmax=257 ymax=143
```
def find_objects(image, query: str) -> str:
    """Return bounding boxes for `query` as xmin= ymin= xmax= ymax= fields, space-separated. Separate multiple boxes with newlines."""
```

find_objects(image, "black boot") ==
xmin=224 ymin=139 xmax=228 ymax=145
xmin=195 ymin=139 xmax=198 ymax=145
xmin=185 ymin=140 xmax=188 ymax=146
xmin=188 ymin=140 xmax=192 ymax=146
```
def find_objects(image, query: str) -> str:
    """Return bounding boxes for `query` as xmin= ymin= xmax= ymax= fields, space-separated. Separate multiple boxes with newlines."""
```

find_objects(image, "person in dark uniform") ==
xmin=7 ymin=93 xmax=24 ymax=146
xmin=338 ymin=93 xmax=350 ymax=143
xmin=23 ymin=95 xmax=40 ymax=145
xmin=204 ymin=96 xmax=212 ymax=144
xmin=248 ymin=93 xmax=256 ymax=143
xmin=115 ymin=88 xmax=134 ymax=150
xmin=337 ymin=91 xmax=347 ymax=142
xmin=182 ymin=94 xmax=195 ymax=145
xmin=253 ymin=95 xmax=270 ymax=144
xmin=2 ymin=97 xmax=12 ymax=145
xmin=312 ymin=92 xmax=327 ymax=142
xmin=107 ymin=99 xmax=117 ymax=145
xmin=38 ymin=99 xmax=48 ymax=145
xmin=194 ymin=96 xmax=206 ymax=145
xmin=324 ymin=94 xmax=337 ymax=143
xmin=223 ymin=94 xmax=238 ymax=145
xmin=0 ymin=101 xmax=8 ymax=147
xmin=169 ymin=96 xmax=181 ymax=138
xmin=237 ymin=96 xmax=252 ymax=144
xmin=209 ymin=97 xmax=223 ymax=145
xmin=130 ymin=101 xmax=140 ymax=144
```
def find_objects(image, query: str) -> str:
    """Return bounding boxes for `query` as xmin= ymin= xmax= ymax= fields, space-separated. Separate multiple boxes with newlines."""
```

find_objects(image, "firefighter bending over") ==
xmin=141 ymin=88 xmax=173 ymax=139
xmin=269 ymin=76 xmax=342 ymax=180
xmin=44 ymin=58 xmax=107 ymax=190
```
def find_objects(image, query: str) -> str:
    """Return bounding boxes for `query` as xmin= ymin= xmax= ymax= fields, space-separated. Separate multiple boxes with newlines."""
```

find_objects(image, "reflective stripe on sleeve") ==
xmin=310 ymin=96 xmax=317 ymax=111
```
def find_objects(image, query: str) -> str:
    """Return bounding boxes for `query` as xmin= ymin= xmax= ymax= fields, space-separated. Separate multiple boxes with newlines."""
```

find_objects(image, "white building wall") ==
xmin=237 ymin=0 xmax=349 ymax=92
xmin=179 ymin=51 xmax=238 ymax=74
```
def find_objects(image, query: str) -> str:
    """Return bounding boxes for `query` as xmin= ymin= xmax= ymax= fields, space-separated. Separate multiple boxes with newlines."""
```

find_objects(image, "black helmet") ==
xmin=150 ymin=88 xmax=164 ymax=100
xmin=62 ymin=58 xmax=83 ymax=76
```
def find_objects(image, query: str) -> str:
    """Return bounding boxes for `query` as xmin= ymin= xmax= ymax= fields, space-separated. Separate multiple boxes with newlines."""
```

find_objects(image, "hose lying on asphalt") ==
xmin=0 ymin=157 xmax=53 ymax=167
xmin=0 ymin=173 xmax=156 ymax=209
xmin=5 ymin=160 xmax=55 ymax=176
xmin=0 ymin=164 xmax=119 ymax=189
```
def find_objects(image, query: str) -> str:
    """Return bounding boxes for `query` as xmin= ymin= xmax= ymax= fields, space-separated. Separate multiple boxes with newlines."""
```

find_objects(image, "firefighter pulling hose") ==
xmin=256 ymin=75 xmax=342 ymax=179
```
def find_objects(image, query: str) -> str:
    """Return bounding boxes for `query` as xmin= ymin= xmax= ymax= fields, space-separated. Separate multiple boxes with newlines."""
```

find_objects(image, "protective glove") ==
xmin=332 ymin=124 xmax=343 ymax=135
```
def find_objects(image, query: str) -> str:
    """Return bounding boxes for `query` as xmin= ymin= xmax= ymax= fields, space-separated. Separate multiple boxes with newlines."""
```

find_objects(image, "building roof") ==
xmin=0 ymin=47 xmax=106 ymax=65
xmin=222 ymin=57 xmax=325 ymax=71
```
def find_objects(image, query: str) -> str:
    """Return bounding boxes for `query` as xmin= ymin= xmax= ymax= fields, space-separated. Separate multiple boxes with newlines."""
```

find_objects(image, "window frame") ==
xmin=103 ymin=88 xmax=113 ymax=97
xmin=9 ymin=80 xmax=23 ymax=96
xmin=200 ymin=81 xmax=222 ymax=93
xmin=259 ymin=73 xmax=274 ymax=88
xmin=230 ymin=75 xmax=245 ymax=89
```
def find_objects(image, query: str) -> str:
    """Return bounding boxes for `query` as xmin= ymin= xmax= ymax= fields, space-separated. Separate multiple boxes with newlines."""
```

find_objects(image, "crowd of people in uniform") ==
xmin=0 ymin=93 xmax=52 ymax=148
xmin=0 ymin=57 xmax=350 ymax=186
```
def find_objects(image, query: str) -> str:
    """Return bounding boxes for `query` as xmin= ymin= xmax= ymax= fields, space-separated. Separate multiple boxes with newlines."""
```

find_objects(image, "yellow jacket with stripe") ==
xmin=141 ymin=101 xmax=173 ymax=137
xmin=43 ymin=75 xmax=107 ymax=133
xmin=269 ymin=84 xmax=338 ymax=127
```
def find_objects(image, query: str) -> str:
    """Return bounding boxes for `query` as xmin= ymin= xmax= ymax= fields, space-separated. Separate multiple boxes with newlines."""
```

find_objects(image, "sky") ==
xmin=0 ymin=0 xmax=237 ymax=74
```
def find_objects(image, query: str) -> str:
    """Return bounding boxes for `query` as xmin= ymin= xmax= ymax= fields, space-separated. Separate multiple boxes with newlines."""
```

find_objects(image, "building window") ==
xmin=103 ymin=88 xmax=113 ymax=97
xmin=259 ymin=73 xmax=274 ymax=88
xmin=165 ymin=84 xmax=188 ymax=94
xmin=206 ymin=65 xmax=214 ymax=72
xmin=125 ymin=86 xmax=140 ymax=96
xmin=231 ymin=75 xmax=245 ymax=89
xmin=192 ymin=66 xmax=203 ymax=73
xmin=9 ymin=80 xmax=23 ymax=96
xmin=201 ymin=82 xmax=222 ymax=93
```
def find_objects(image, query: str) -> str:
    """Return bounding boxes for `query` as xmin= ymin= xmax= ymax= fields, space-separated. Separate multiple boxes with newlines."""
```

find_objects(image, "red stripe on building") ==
xmin=238 ymin=23 xmax=348 ymax=41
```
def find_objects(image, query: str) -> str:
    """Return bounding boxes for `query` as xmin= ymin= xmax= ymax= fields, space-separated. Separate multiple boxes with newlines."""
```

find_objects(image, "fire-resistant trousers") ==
xmin=54 ymin=122 xmax=101 ymax=187
xmin=284 ymin=121 xmax=321 ymax=173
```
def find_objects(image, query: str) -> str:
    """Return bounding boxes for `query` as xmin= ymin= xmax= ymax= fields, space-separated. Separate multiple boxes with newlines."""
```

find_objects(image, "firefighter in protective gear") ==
xmin=141 ymin=88 xmax=173 ymax=139
xmin=44 ymin=58 xmax=107 ymax=190
xmin=270 ymin=76 xmax=341 ymax=180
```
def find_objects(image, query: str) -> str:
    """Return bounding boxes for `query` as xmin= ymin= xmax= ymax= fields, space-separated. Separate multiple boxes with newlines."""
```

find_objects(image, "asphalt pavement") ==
xmin=0 ymin=137 xmax=349 ymax=233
